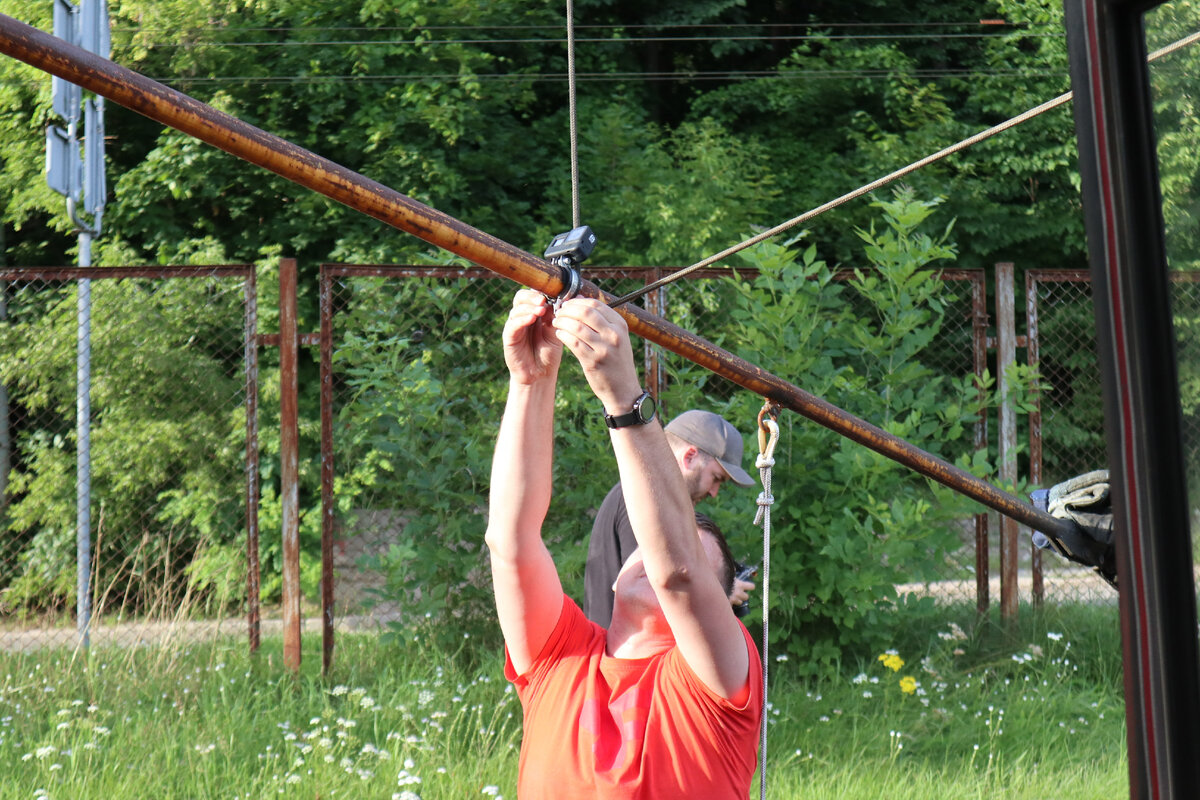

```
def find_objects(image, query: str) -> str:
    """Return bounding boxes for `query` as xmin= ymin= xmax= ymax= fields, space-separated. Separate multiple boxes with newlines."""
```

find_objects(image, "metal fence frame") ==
xmin=0 ymin=264 xmax=260 ymax=652
xmin=317 ymin=263 xmax=991 ymax=668
xmin=1027 ymin=268 xmax=1200 ymax=605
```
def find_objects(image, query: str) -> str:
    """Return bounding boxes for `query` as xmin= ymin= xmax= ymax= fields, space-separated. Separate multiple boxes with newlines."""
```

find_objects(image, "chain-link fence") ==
xmin=320 ymin=264 xmax=994 ymax=636
xmin=647 ymin=267 xmax=992 ymax=608
xmin=11 ymin=261 xmax=1164 ymax=653
xmin=1028 ymin=269 xmax=1200 ymax=604
xmin=0 ymin=266 xmax=258 ymax=652
xmin=319 ymin=266 xmax=517 ymax=642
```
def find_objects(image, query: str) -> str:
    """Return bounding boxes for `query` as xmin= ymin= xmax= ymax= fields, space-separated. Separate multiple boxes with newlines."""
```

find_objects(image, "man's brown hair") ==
xmin=695 ymin=512 xmax=736 ymax=596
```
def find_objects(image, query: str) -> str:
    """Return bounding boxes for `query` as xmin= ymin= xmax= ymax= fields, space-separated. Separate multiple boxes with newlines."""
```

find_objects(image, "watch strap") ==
xmin=604 ymin=390 xmax=655 ymax=429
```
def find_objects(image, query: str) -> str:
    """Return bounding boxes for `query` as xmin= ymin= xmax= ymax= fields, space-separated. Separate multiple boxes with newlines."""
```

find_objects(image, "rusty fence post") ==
xmin=320 ymin=268 xmax=335 ymax=675
xmin=280 ymin=258 xmax=301 ymax=673
xmin=643 ymin=269 xmax=665 ymax=407
xmin=996 ymin=262 xmax=1019 ymax=622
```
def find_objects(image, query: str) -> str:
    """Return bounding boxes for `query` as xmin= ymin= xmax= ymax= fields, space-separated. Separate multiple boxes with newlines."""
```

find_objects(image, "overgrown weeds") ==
xmin=0 ymin=603 xmax=1127 ymax=799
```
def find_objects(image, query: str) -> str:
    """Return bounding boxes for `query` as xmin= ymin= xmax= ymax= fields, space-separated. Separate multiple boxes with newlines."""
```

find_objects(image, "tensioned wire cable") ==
xmin=2 ymin=66 xmax=1093 ymax=91
xmin=132 ymin=67 xmax=1077 ymax=85
xmin=115 ymin=20 xmax=1050 ymax=35
xmin=134 ymin=32 xmax=1059 ymax=48
xmin=566 ymin=0 xmax=580 ymax=229
xmin=608 ymin=27 xmax=1200 ymax=309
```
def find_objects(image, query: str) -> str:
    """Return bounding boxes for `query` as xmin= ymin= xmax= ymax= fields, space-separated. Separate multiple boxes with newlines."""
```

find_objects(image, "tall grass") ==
xmin=0 ymin=603 xmax=1128 ymax=799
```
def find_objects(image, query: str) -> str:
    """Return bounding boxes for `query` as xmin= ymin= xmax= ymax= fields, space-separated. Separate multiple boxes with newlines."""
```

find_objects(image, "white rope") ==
xmin=753 ymin=411 xmax=780 ymax=800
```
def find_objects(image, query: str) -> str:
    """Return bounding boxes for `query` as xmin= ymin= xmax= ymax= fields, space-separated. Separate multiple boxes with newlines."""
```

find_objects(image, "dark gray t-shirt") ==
xmin=582 ymin=482 xmax=636 ymax=628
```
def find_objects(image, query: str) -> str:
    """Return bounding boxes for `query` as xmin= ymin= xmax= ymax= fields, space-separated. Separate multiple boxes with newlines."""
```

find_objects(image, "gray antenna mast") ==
xmin=45 ymin=0 xmax=109 ymax=650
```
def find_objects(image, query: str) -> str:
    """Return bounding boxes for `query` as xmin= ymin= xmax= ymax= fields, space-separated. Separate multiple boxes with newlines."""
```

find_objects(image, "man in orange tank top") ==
xmin=485 ymin=289 xmax=762 ymax=799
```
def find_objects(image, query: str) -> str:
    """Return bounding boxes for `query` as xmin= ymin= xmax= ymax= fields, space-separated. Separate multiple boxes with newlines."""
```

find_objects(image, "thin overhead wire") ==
xmin=132 ymin=31 xmax=1059 ymax=49
xmin=607 ymin=27 xmax=1200 ymax=309
xmin=566 ymin=0 xmax=581 ymax=229
xmin=126 ymin=67 xmax=1074 ymax=86
xmin=114 ymin=20 xmax=1044 ymax=35
xmin=1 ymin=67 xmax=1085 ymax=91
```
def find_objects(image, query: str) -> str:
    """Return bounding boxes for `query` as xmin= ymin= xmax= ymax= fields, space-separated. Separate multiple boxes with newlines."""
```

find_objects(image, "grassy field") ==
xmin=0 ymin=603 xmax=1127 ymax=799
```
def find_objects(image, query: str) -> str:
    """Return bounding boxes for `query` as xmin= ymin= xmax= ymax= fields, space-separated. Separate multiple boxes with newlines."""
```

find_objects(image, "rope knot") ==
xmin=756 ymin=454 xmax=775 ymax=469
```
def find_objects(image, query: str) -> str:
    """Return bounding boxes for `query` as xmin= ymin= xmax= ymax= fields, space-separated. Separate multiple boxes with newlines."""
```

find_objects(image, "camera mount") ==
xmin=543 ymin=225 xmax=596 ymax=310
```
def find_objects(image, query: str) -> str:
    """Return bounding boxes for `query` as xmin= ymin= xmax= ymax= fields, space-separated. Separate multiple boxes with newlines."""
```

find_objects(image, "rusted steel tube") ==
xmin=320 ymin=271 xmax=335 ymax=676
xmin=244 ymin=268 xmax=261 ymax=655
xmin=0 ymin=15 xmax=561 ymax=297
xmin=0 ymin=13 xmax=1077 ymax=541
xmin=279 ymin=258 xmax=301 ymax=674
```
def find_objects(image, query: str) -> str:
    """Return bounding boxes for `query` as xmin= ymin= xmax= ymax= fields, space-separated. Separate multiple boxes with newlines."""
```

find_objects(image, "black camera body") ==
xmin=543 ymin=225 xmax=597 ymax=266
xmin=732 ymin=562 xmax=757 ymax=618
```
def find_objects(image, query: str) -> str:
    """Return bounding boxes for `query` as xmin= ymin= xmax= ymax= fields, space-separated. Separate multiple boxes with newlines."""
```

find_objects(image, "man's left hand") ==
xmin=502 ymin=289 xmax=563 ymax=386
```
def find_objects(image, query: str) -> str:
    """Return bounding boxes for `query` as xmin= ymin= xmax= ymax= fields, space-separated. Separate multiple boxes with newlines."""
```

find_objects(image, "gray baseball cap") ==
xmin=664 ymin=410 xmax=755 ymax=487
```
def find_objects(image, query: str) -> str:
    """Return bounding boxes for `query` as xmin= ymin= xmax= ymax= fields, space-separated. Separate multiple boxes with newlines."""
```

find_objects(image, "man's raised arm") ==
xmin=554 ymin=298 xmax=751 ymax=701
xmin=485 ymin=290 xmax=566 ymax=676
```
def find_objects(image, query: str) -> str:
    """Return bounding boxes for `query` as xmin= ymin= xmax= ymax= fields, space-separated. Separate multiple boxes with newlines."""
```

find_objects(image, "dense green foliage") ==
xmin=0 ymin=0 xmax=1196 ymax=669
xmin=0 ymin=0 xmax=1101 ymax=272
xmin=0 ymin=274 xmax=250 ymax=617
xmin=325 ymin=190 xmax=1032 ymax=671
xmin=660 ymin=192 xmax=1014 ymax=671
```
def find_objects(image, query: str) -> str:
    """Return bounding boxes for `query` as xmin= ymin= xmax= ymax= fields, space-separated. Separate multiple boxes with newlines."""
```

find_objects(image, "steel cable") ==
xmin=608 ymin=27 xmax=1200 ymax=309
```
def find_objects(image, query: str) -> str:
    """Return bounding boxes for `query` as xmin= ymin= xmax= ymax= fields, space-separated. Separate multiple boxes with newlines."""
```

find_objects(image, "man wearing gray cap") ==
xmin=584 ymin=409 xmax=758 ymax=628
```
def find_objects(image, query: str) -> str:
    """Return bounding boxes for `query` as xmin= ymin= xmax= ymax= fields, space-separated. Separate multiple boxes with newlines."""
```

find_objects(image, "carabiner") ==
xmin=757 ymin=401 xmax=781 ymax=464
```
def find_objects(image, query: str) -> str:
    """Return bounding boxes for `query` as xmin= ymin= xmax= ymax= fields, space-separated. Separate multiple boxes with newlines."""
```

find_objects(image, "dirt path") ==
xmin=0 ymin=611 xmax=401 ymax=654
xmin=896 ymin=566 xmax=1120 ymax=606
xmin=3 ymin=565 xmax=1133 ymax=654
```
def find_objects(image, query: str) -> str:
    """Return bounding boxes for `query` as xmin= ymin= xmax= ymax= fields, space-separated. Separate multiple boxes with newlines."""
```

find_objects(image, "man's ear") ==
xmin=679 ymin=445 xmax=701 ymax=470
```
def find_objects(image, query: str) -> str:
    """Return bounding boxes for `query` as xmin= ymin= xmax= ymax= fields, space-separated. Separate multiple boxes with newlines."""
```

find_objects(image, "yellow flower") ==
xmin=899 ymin=676 xmax=917 ymax=695
xmin=878 ymin=651 xmax=905 ymax=672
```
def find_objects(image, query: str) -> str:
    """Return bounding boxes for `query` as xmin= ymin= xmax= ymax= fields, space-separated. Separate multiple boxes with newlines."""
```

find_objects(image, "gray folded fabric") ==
xmin=1047 ymin=469 xmax=1114 ymax=547
xmin=1047 ymin=469 xmax=1110 ymax=517
xmin=1034 ymin=468 xmax=1117 ymax=589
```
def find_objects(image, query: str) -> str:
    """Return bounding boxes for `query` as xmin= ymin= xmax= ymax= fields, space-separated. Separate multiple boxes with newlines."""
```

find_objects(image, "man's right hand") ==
xmin=503 ymin=289 xmax=563 ymax=385
xmin=729 ymin=577 xmax=755 ymax=608
xmin=551 ymin=297 xmax=642 ymax=412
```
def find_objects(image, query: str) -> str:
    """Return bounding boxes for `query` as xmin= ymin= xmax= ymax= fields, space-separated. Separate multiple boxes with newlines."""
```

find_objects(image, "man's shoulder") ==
xmin=526 ymin=597 xmax=609 ymax=679
xmin=598 ymin=482 xmax=625 ymax=508
xmin=660 ymin=624 xmax=762 ymax=710
xmin=591 ymin=482 xmax=627 ymax=530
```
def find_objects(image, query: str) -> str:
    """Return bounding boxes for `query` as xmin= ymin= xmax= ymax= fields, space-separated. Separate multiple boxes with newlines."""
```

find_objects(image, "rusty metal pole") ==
xmin=0 ymin=14 xmax=1081 ymax=543
xmin=279 ymin=257 xmax=301 ymax=673
xmin=320 ymin=268 xmax=335 ymax=675
xmin=996 ymin=263 xmax=1019 ymax=622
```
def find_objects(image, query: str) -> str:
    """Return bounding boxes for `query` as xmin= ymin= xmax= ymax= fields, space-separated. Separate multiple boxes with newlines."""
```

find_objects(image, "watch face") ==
xmin=637 ymin=393 xmax=657 ymax=423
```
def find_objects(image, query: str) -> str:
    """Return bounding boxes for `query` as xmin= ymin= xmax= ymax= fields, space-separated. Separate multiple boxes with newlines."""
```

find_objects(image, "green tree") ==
xmin=658 ymin=191 xmax=999 ymax=673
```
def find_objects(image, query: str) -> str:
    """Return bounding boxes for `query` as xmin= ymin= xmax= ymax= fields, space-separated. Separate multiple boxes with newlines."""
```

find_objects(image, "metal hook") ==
xmin=757 ymin=401 xmax=781 ymax=462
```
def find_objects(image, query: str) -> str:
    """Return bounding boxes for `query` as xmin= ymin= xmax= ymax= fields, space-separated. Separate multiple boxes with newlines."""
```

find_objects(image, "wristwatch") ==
xmin=604 ymin=390 xmax=657 ymax=429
